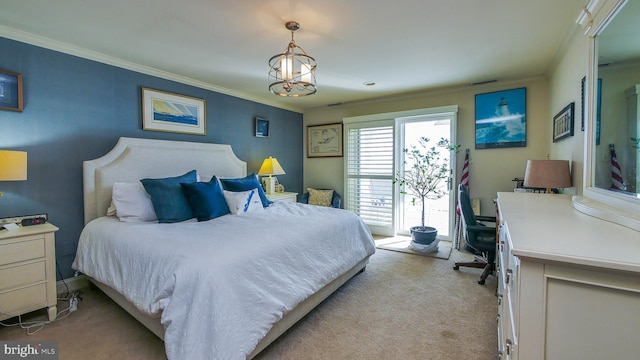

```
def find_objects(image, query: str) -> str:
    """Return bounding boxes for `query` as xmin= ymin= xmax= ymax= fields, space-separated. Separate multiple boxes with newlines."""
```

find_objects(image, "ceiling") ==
xmin=0 ymin=0 xmax=588 ymax=113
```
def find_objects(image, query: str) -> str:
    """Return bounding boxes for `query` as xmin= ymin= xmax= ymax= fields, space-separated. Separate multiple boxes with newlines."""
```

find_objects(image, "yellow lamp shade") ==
xmin=258 ymin=157 xmax=286 ymax=176
xmin=0 ymin=150 xmax=27 ymax=181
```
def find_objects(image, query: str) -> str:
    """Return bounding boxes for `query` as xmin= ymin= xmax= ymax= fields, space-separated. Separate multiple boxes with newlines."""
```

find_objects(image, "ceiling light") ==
xmin=268 ymin=21 xmax=317 ymax=97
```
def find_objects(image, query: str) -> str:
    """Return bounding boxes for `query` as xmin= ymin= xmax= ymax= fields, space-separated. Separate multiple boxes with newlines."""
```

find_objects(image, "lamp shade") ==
xmin=523 ymin=160 xmax=571 ymax=191
xmin=0 ymin=150 xmax=27 ymax=181
xmin=258 ymin=157 xmax=286 ymax=176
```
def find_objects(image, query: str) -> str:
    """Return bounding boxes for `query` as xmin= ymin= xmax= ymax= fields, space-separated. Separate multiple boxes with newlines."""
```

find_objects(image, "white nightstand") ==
xmin=0 ymin=222 xmax=59 ymax=321
xmin=266 ymin=192 xmax=298 ymax=203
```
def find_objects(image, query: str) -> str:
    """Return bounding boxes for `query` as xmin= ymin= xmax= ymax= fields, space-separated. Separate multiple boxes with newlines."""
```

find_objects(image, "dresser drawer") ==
xmin=0 ymin=261 xmax=46 ymax=291
xmin=0 ymin=238 xmax=45 ymax=265
xmin=0 ymin=283 xmax=47 ymax=319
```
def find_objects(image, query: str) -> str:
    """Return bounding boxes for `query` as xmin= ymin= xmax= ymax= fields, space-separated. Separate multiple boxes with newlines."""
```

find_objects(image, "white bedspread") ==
xmin=72 ymin=201 xmax=375 ymax=360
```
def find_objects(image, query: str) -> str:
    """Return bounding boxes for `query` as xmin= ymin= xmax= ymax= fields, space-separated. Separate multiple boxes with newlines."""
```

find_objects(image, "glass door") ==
xmin=396 ymin=115 xmax=455 ymax=240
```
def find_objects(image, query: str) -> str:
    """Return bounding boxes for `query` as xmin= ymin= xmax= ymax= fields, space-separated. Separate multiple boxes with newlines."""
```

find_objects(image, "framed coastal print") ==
xmin=553 ymin=102 xmax=575 ymax=142
xmin=307 ymin=123 xmax=343 ymax=158
xmin=475 ymin=87 xmax=526 ymax=149
xmin=0 ymin=69 xmax=24 ymax=112
xmin=255 ymin=118 xmax=269 ymax=137
xmin=142 ymin=87 xmax=206 ymax=135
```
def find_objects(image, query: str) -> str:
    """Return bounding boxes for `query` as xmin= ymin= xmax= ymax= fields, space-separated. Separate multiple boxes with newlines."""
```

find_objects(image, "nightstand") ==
xmin=0 ymin=222 xmax=59 ymax=321
xmin=266 ymin=192 xmax=298 ymax=203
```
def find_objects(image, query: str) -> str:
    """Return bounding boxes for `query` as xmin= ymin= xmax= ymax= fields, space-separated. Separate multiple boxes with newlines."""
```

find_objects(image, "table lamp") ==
xmin=0 ymin=150 xmax=27 ymax=197
xmin=258 ymin=157 xmax=285 ymax=195
xmin=523 ymin=159 xmax=571 ymax=194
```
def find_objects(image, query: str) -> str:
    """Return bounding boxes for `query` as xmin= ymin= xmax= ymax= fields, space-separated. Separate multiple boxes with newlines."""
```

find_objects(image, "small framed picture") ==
xmin=553 ymin=102 xmax=575 ymax=142
xmin=255 ymin=118 xmax=269 ymax=137
xmin=142 ymin=87 xmax=206 ymax=135
xmin=0 ymin=69 xmax=24 ymax=112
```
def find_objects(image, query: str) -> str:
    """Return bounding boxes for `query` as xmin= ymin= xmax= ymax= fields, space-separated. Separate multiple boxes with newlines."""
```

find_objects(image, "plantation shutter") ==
xmin=344 ymin=120 xmax=394 ymax=235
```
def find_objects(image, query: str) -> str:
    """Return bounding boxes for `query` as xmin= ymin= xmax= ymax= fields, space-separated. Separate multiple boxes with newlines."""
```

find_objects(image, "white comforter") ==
xmin=72 ymin=201 xmax=375 ymax=360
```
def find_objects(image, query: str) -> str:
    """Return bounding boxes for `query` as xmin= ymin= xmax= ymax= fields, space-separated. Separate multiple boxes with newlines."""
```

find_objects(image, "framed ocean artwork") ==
xmin=142 ymin=87 xmax=206 ymax=135
xmin=475 ymin=87 xmax=526 ymax=149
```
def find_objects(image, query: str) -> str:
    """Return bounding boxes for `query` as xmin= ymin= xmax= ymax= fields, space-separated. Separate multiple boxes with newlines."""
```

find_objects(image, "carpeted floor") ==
xmin=0 ymin=249 xmax=497 ymax=359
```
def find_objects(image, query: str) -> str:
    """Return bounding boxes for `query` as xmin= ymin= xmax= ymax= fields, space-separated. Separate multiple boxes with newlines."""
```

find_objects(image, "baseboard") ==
xmin=57 ymin=274 xmax=91 ymax=295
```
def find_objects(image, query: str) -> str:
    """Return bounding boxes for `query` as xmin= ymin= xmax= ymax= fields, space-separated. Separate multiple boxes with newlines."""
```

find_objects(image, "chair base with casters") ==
xmin=453 ymin=253 xmax=496 ymax=285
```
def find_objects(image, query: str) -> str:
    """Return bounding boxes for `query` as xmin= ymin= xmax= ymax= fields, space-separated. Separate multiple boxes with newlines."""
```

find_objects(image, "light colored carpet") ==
xmin=0 ymin=249 xmax=497 ymax=359
xmin=376 ymin=237 xmax=452 ymax=260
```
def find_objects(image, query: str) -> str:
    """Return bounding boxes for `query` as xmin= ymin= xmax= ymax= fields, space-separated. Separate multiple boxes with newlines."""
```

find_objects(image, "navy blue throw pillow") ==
xmin=140 ymin=170 xmax=197 ymax=223
xmin=220 ymin=173 xmax=271 ymax=207
xmin=181 ymin=176 xmax=230 ymax=221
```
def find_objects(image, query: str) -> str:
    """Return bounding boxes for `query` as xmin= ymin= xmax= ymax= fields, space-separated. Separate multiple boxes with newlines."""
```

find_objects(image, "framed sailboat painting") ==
xmin=142 ymin=87 xmax=206 ymax=135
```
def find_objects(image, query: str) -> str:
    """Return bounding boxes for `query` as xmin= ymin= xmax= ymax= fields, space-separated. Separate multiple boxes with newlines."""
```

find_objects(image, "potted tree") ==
xmin=393 ymin=137 xmax=459 ymax=252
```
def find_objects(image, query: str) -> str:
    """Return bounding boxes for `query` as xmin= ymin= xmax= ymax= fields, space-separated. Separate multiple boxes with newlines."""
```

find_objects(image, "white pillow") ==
xmin=112 ymin=182 xmax=158 ymax=222
xmin=223 ymin=188 xmax=264 ymax=215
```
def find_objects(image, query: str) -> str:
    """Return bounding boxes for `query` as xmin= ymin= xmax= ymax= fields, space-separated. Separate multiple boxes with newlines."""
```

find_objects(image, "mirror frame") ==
xmin=574 ymin=0 xmax=640 ymax=231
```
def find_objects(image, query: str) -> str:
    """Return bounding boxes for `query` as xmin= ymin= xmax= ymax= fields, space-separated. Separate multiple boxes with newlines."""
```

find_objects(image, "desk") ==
xmin=496 ymin=192 xmax=640 ymax=359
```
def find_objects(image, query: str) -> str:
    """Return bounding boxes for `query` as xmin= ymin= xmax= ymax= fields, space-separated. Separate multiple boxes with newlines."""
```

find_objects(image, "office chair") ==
xmin=453 ymin=184 xmax=497 ymax=285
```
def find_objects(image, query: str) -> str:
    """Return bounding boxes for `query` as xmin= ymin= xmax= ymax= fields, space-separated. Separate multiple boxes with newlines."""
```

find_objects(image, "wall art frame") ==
xmin=255 ymin=117 xmax=270 ymax=138
xmin=475 ymin=87 xmax=527 ymax=149
xmin=142 ymin=87 xmax=206 ymax=135
xmin=553 ymin=102 xmax=575 ymax=142
xmin=581 ymin=76 xmax=603 ymax=144
xmin=307 ymin=122 xmax=343 ymax=158
xmin=0 ymin=69 xmax=24 ymax=112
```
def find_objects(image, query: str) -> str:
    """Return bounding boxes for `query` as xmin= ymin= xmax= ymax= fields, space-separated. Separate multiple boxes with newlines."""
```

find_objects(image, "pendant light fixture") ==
xmin=268 ymin=21 xmax=317 ymax=97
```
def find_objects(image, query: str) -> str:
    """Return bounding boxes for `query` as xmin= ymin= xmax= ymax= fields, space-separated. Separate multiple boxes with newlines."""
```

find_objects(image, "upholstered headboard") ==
xmin=83 ymin=137 xmax=247 ymax=224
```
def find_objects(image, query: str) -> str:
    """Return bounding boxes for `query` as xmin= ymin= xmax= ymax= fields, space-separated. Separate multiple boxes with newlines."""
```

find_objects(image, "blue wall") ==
xmin=0 ymin=37 xmax=303 ymax=279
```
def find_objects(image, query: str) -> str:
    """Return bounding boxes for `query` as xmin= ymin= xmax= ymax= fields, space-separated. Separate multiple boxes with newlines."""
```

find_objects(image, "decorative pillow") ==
xmin=223 ymin=188 xmax=264 ymax=215
xmin=307 ymin=188 xmax=334 ymax=207
xmin=111 ymin=182 xmax=158 ymax=222
xmin=220 ymin=173 xmax=271 ymax=207
xmin=140 ymin=170 xmax=197 ymax=223
xmin=180 ymin=176 xmax=230 ymax=222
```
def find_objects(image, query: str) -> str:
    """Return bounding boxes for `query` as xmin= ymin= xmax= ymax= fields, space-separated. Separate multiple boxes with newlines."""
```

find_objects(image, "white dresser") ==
xmin=496 ymin=192 xmax=640 ymax=360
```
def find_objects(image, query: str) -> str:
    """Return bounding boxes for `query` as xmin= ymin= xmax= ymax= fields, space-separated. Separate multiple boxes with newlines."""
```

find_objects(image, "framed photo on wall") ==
xmin=307 ymin=123 xmax=343 ymax=158
xmin=255 ymin=118 xmax=269 ymax=137
xmin=553 ymin=102 xmax=575 ymax=142
xmin=0 ymin=69 xmax=24 ymax=112
xmin=475 ymin=87 xmax=527 ymax=149
xmin=142 ymin=87 xmax=206 ymax=135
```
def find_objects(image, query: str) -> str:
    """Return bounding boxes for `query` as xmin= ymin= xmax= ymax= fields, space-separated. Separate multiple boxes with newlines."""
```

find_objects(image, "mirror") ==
xmin=593 ymin=0 xmax=640 ymax=195
xmin=576 ymin=0 xmax=640 ymax=230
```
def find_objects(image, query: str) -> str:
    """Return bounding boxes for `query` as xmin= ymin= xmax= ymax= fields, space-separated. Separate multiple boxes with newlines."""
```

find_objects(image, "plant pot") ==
xmin=410 ymin=226 xmax=438 ymax=245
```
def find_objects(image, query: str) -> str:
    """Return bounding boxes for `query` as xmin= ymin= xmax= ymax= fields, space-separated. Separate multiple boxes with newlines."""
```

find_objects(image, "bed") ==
xmin=72 ymin=137 xmax=375 ymax=359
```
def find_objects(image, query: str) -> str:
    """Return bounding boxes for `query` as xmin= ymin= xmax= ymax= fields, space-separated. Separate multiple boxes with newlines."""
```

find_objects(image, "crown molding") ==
xmin=0 ymin=25 xmax=301 ymax=113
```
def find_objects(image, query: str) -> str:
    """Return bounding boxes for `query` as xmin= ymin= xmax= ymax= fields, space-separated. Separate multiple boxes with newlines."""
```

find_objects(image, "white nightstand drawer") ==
xmin=0 ymin=283 xmax=47 ymax=319
xmin=0 ymin=260 xmax=46 ymax=291
xmin=0 ymin=238 xmax=45 ymax=266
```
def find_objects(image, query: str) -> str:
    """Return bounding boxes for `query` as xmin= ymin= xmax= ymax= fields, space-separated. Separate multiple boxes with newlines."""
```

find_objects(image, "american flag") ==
xmin=610 ymin=144 xmax=624 ymax=190
xmin=456 ymin=149 xmax=470 ymax=215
